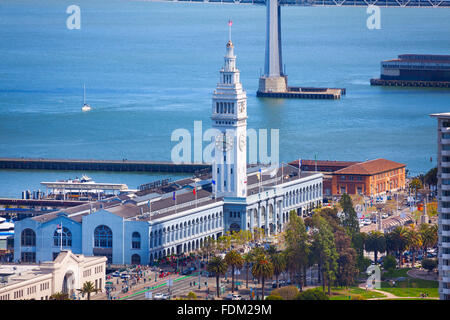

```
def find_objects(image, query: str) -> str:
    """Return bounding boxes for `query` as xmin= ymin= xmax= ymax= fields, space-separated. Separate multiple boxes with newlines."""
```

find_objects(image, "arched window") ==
xmin=131 ymin=254 xmax=141 ymax=265
xmin=94 ymin=225 xmax=112 ymax=248
xmin=53 ymin=227 xmax=72 ymax=247
xmin=132 ymin=232 xmax=141 ymax=249
xmin=21 ymin=228 xmax=36 ymax=247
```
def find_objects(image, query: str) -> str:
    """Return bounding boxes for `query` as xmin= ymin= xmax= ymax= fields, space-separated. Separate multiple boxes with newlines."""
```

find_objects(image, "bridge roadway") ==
xmin=146 ymin=0 xmax=450 ymax=8
xmin=0 ymin=157 xmax=210 ymax=173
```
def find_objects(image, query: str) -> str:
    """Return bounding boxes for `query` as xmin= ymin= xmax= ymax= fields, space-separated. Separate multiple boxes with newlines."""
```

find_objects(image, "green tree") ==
xmin=270 ymin=252 xmax=286 ymax=289
xmin=419 ymin=223 xmax=438 ymax=256
xmin=187 ymin=291 xmax=197 ymax=300
xmin=311 ymin=214 xmax=338 ymax=295
xmin=421 ymin=258 xmax=437 ymax=273
xmin=242 ymin=252 xmax=253 ymax=289
xmin=334 ymin=228 xmax=358 ymax=288
xmin=224 ymin=250 xmax=244 ymax=293
xmin=284 ymin=210 xmax=309 ymax=290
xmin=295 ymin=288 xmax=329 ymax=300
xmin=365 ymin=231 xmax=386 ymax=264
xmin=49 ymin=292 xmax=70 ymax=300
xmin=207 ymin=256 xmax=228 ymax=298
xmin=271 ymin=286 xmax=299 ymax=300
xmin=410 ymin=178 xmax=423 ymax=199
xmin=339 ymin=193 xmax=360 ymax=238
xmin=389 ymin=226 xmax=408 ymax=268
xmin=265 ymin=295 xmax=283 ymax=300
xmin=76 ymin=281 xmax=101 ymax=300
xmin=424 ymin=167 xmax=437 ymax=189
xmin=251 ymin=254 xmax=274 ymax=300
xmin=382 ymin=254 xmax=397 ymax=273
xmin=405 ymin=225 xmax=423 ymax=268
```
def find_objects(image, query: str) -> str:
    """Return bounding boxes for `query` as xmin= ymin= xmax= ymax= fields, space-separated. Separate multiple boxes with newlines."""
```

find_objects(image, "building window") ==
xmin=132 ymin=232 xmax=141 ymax=249
xmin=53 ymin=227 xmax=72 ymax=247
xmin=340 ymin=176 xmax=345 ymax=180
xmin=131 ymin=254 xmax=141 ymax=265
xmin=94 ymin=225 xmax=113 ymax=248
xmin=21 ymin=252 xmax=36 ymax=263
xmin=21 ymin=229 xmax=36 ymax=247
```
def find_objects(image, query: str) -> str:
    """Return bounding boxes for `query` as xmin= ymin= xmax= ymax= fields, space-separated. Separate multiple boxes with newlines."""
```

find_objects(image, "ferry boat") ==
xmin=0 ymin=217 xmax=14 ymax=240
xmin=41 ymin=175 xmax=129 ymax=201
xmin=371 ymin=54 xmax=450 ymax=88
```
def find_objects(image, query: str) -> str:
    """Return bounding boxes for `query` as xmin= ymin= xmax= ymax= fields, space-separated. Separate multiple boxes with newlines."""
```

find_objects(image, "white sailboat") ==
xmin=82 ymin=83 xmax=92 ymax=112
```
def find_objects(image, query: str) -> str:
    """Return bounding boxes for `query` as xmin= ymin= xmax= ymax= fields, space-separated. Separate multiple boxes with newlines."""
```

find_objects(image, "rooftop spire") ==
xmin=228 ymin=19 xmax=233 ymax=46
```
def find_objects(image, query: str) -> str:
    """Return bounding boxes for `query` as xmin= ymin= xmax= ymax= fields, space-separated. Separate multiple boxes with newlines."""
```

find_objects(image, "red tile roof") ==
xmin=333 ymin=158 xmax=406 ymax=175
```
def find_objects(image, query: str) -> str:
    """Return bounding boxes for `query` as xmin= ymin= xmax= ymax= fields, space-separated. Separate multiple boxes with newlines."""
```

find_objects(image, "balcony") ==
xmin=443 ymin=265 xmax=450 ymax=271
xmin=442 ymin=173 xmax=450 ymax=180
xmin=442 ymin=184 xmax=450 ymax=191
xmin=443 ymin=242 xmax=450 ymax=248
xmin=441 ymin=219 xmax=450 ymax=225
xmin=443 ymin=254 xmax=450 ymax=260
xmin=443 ymin=150 xmax=450 ymax=156
xmin=440 ymin=207 xmax=450 ymax=214
xmin=442 ymin=230 xmax=450 ymax=237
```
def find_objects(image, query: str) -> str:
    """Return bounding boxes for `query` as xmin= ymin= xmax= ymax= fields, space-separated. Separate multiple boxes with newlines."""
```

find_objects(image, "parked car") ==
xmin=232 ymin=294 xmax=242 ymax=300
xmin=181 ymin=269 xmax=192 ymax=275
xmin=153 ymin=293 xmax=164 ymax=300
xmin=161 ymin=293 xmax=170 ymax=300
xmin=382 ymin=213 xmax=389 ymax=219
xmin=272 ymin=281 xmax=277 ymax=288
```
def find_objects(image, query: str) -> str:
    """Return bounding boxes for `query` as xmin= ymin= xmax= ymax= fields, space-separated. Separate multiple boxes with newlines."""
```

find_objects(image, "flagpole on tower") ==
xmin=228 ymin=19 xmax=232 ymax=42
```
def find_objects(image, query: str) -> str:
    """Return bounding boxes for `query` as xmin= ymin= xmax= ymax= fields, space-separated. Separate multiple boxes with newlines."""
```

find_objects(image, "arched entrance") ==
xmin=62 ymin=271 xmax=75 ymax=295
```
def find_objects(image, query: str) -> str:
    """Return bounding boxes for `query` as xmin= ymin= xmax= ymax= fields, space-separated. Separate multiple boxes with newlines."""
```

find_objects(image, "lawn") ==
xmin=378 ymin=268 xmax=439 ymax=298
xmin=330 ymin=287 xmax=387 ymax=300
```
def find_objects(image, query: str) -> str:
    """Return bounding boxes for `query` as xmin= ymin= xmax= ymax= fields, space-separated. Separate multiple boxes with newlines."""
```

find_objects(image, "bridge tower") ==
xmin=257 ymin=0 xmax=288 ymax=94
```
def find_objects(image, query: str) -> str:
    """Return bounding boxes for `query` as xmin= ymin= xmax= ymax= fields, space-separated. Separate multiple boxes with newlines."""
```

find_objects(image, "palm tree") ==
xmin=50 ymin=292 xmax=70 ymax=300
xmin=419 ymin=223 xmax=438 ymax=257
xmin=364 ymin=231 xmax=386 ymax=264
xmin=242 ymin=252 xmax=253 ymax=289
xmin=270 ymin=252 xmax=286 ymax=288
xmin=390 ymin=226 xmax=408 ymax=268
xmin=207 ymin=256 xmax=228 ymax=298
xmin=251 ymin=255 xmax=274 ymax=300
xmin=77 ymin=281 xmax=101 ymax=300
xmin=225 ymin=250 xmax=244 ymax=293
xmin=405 ymin=225 xmax=423 ymax=268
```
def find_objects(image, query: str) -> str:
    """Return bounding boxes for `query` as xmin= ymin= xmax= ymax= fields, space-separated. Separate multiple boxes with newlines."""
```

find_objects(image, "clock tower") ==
xmin=211 ymin=31 xmax=248 ymax=198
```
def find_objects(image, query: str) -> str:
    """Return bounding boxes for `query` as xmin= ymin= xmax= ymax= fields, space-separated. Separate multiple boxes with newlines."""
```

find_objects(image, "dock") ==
xmin=370 ymin=78 xmax=450 ymax=88
xmin=0 ymin=158 xmax=210 ymax=173
xmin=257 ymin=86 xmax=346 ymax=99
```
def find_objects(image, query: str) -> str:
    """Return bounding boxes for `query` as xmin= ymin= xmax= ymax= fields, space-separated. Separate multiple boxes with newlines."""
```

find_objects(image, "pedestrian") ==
xmin=190 ymin=282 xmax=192 ymax=287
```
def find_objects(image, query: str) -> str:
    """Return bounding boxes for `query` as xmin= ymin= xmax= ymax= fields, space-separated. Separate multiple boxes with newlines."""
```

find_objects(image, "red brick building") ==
xmin=331 ymin=158 xmax=406 ymax=197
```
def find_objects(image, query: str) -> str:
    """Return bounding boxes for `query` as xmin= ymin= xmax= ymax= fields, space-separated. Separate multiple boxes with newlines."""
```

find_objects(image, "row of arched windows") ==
xmin=20 ymin=225 xmax=140 ymax=250
xmin=215 ymin=101 xmax=235 ymax=114
xmin=149 ymin=212 xmax=223 ymax=249
xmin=284 ymin=183 xmax=322 ymax=207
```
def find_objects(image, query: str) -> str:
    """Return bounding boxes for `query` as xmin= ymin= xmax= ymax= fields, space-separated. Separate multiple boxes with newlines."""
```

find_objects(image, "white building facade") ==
xmin=430 ymin=112 xmax=450 ymax=300
xmin=13 ymin=39 xmax=322 ymax=267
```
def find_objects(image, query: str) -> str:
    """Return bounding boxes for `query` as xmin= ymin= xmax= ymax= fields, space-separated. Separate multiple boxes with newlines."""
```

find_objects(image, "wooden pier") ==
xmin=0 ymin=158 xmax=211 ymax=173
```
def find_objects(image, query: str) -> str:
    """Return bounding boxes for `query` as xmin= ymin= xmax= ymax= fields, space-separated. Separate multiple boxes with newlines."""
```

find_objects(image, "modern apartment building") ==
xmin=430 ymin=112 xmax=450 ymax=300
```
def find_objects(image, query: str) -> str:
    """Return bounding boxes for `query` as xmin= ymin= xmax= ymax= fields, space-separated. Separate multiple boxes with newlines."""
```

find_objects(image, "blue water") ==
xmin=0 ymin=0 xmax=449 ymax=197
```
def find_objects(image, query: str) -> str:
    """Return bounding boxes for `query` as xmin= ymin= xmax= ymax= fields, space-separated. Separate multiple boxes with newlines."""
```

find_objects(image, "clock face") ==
xmin=215 ymin=133 xmax=233 ymax=152
xmin=239 ymin=133 xmax=246 ymax=151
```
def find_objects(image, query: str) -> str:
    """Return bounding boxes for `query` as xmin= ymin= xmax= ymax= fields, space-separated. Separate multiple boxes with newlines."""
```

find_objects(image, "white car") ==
xmin=232 ymin=294 xmax=242 ymax=300
xmin=161 ymin=293 xmax=170 ymax=300
xmin=153 ymin=293 xmax=164 ymax=300
xmin=382 ymin=213 xmax=389 ymax=219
